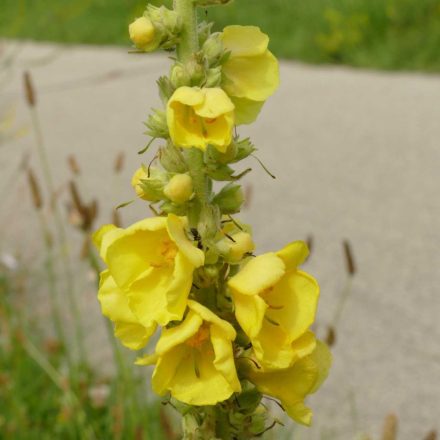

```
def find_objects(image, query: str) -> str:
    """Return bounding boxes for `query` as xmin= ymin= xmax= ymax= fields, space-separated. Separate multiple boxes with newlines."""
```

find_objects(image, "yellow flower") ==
xmin=221 ymin=25 xmax=279 ymax=125
xmin=129 ymin=16 xmax=157 ymax=51
xmin=246 ymin=340 xmax=332 ymax=426
xmin=167 ymin=86 xmax=235 ymax=152
xmin=98 ymin=270 xmax=157 ymax=350
xmin=228 ymin=241 xmax=319 ymax=369
xmin=163 ymin=173 xmax=193 ymax=204
xmin=136 ymin=300 xmax=241 ymax=405
xmin=94 ymin=214 xmax=204 ymax=329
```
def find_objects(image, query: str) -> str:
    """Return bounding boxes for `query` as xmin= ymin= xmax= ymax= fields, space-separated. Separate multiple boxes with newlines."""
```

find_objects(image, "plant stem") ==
xmin=174 ymin=0 xmax=199 ymax=62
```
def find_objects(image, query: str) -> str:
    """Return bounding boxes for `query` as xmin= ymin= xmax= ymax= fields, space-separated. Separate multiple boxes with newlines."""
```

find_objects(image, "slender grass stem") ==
xmin=28 ymin=106 xmax=87 ymax=364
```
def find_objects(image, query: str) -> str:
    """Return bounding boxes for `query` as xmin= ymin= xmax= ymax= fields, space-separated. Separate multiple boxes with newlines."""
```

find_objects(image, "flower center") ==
xmin=150 ymin=239 xmax=177 ymax=268
xmin=186 ymin=324 xmax=210 ymax=350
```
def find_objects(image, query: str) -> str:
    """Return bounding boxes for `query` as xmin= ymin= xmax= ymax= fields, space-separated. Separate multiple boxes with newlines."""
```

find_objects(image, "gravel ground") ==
xmin=1 ymin=41 xmax=439 ymax=440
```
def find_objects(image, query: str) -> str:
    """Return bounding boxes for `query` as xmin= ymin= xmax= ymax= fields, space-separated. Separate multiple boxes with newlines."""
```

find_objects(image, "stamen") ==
xmin=264 ymin=315 xmax=280 ymax=326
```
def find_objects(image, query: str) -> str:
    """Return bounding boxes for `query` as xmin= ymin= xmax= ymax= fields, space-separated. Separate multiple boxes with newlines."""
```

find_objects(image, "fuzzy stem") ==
xmin=174 ymin=0 xmax=199 ymax=62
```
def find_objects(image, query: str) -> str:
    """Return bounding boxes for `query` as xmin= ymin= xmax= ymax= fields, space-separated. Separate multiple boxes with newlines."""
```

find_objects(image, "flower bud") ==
xmin=205 ymin=66 xmax=222 ymax=87
xmin=145 ymin=109 xmax=168 ymax=139
xmin=213 ymin=183 xmax=244 ymax=214
xmin=202 ymin=33 xmax=224 ymax=65
xmin=185 ymin=58 xmax=206 ymax=85
xmin=163 ymin=174 xmax=193 ymax=204
xmin=160 ymin=142 xmax=188 ymax=173
xmin=216 ymin=229 xmax=254 ymax=263
xmin=129 ymin=16 xmax=157 ymax=51
xmin=170 ymin=64 xmax=191 ymax=89
xmin=131 ymin=167 xmax=166 ymax=201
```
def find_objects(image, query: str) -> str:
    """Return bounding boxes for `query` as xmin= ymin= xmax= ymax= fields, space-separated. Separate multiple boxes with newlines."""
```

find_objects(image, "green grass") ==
xmin=1 ymin=0 xmax=440 ymax=71
xmin=0 ymin=270 xmax=168 ymax=439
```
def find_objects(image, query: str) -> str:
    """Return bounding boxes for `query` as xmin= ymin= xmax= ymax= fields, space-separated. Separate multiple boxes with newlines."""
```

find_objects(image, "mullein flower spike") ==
xmin=95 ymin=1 xmax=331 ymax=437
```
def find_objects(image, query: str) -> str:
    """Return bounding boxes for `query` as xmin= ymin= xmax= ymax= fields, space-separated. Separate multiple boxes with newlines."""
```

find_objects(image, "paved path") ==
xmin=1 ymin=41 xmax=439 ymax=440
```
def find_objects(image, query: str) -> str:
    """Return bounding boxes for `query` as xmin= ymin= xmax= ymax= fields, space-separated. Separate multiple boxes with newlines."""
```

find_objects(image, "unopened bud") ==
xmin=160 ymin=142 xmax=187 ymax=173
xmin=185 ymin=58 xmax=205 ymax=85
xmin=163 ymin=174 xmax=193 ymax=204
xmin=217 ymin=229 xmax=254 ymax=263
xmin=213 ymin=183 xmax=244 ymax=214
xmin=170 ymin=64 xmax=191 ymax=89
xmin=205 ymin=66 xmax=222 ymax=87
xmin=131 ymin=167 xmax=166 ymax=202
xmin=202 ymin=33 xmax=224 ymax=65
xmin=129 ymin=16 xmax=157 ymax=51
xmin=145 ymin=109 xmax=168 ymax=139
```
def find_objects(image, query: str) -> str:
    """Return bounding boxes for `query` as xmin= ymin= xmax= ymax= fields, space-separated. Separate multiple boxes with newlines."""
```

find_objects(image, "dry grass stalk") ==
xmin=325 ymin=325 xmax=336 ymax=347
xmin=27 ymin=168 xmax=43 ymax=210
xmin=67 ymin=155 xmax=81 ymax=175
xmin=23 ymin=71 xmax=36 ymax=107
xmin=381 ymin=413 xmax=398 ymax=440
xmin=425 ymin=431 xmax=437 ymax=440
xmin=306 ymin=235 xmax=313 ymax=254
xmin=114 ymin=151 xmax=125 ymax=174
xmin=343 ymin=239 xmax=356 ymax=276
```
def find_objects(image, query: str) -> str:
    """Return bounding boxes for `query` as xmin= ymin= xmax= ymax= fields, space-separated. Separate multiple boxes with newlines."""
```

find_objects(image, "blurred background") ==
xmin=1 ymin=1 xmax=439 ymax=439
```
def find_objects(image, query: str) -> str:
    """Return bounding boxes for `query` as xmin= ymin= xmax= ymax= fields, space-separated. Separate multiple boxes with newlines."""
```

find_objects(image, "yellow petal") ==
xmin=228 ymin=253 xmax=285 ymax=296
xmin=210 ymin=325 xmax=241 ymax=394
xmin=151 ymin=345 xmax=188 ymax=396
xmin=276 ymin=241 xmax=309 ymax=269
xmin=164 ymin=341 xmax=235 ymax=405
xmin=232 ymin=291 xmax=267 ymax=340
xmin=169 ymin=86 xmax=204 ymax=107
xmin=114 ymin=321 xmax=156 ymax=351
xmin=135 ymin=353 xmax=159 ymax=366
xmin=194 ymin=88 xmax=235 ymax=119
xmin=97 ymin=271 xmax=155 ymax=350
xmin=92 ymin=224 xmax=117 ymax=253
xmin=167 ymin=214 xmax=204 ymax=267
xmin=156 ymin=311 xmax=203 ymax=355
xmin=222 ymin=25 xmax=269 ymax=57
xmin=265 ymin=270 xmax=319 ymax=342
xmin=248 ymin=340 xmax=332 ymax=426
xmin=188 ymin=300 xmax=236 ymax=341
xmin=128 ymin=253 xmax=193 ymax=327
xmin=223 ymin=50 xmax=279 ymax=102
xmin=105 ymin=217 xmax=168 ymax=289
xmin=231 ymin=97 xmax=264 ymax=125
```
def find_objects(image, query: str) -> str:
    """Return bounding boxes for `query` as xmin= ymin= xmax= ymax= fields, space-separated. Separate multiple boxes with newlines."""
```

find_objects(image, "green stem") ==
xmin=36 ymin=210 xmax=71 ymax=366
xmin=174 ymin=0 xmax=199 ymax=62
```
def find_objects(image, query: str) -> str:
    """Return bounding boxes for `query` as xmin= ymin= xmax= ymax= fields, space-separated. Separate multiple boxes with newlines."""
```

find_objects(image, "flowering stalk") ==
xmin=95 ymin=1 xmax=332 ymax=438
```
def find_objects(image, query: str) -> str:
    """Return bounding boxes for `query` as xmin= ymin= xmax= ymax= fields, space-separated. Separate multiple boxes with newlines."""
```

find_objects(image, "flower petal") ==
xmin=156 ymin=311 xmax=203 ymax=355
xmin=188 ymin=300 xmax=236 ymax=341
xmin=223 ymin=50 xmax=279 ymax=102
xmin=231 ymin=97 xmax=264 ymax=125
xmin=211 ymin=325 xmax=241 ymax=394
xmin=167 ymin=214 xmax=204 ymax=267
xmin=222 ymin=25 xmax=269 ymax=57
xmin=248 ymin=340 xmax=331 ymax=426
xmin=194 ymin=88 xmax=235 ymax=118
xmin=265 ymin=270 xmax=319 ymax=342
xmin=105 ymin=217 xmax=168 ymax=289
xmin=228 ymin=253 xmax=285 ymax=296
xmin=276 ymin=241 xmax=309 ymax=269
xmin=97 ymin=271 xmax=155 ymax=350
xmin=232 ymin=291 xmax=267 ymax=340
